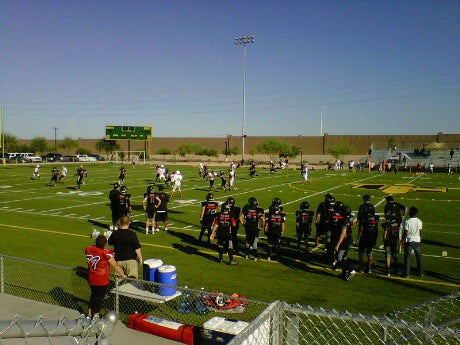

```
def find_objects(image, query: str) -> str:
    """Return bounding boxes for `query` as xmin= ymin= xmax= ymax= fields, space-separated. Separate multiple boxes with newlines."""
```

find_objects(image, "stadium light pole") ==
xmin=320 ymin=105 xmax=326 ymax=136
xmin=53 ymin=127 xmax=58 ymax=152
xmin=234 ymin=35 xmax=254 ymax=164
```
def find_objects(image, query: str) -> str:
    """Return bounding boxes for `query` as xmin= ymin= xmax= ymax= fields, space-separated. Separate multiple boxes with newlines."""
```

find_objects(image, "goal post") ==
xmin=107 ymin=151 xmax=146 ymax=165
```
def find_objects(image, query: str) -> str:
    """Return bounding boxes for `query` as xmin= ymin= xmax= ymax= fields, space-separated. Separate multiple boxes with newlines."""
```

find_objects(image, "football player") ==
xmin=118 ymin=166 xmax=127 ymax=186
xmin=210 ymin=202 xmax=238 ymax=265
xmin=264 ymin=198 xmax=286 ymax=261
xmin=334 ymin=205 xmax=356 ymax=280
xmin=199 ymin=193 xmax=218 ymax=243
xmin=118 ymin=186 xmax=132 ymax=218
xmin=170 ymin=170 xmax=183 ymax=197
xmin=32 ymin=165 xmax=40 ymax=180
xmin=383 ymin=196 xmax=407 ymax=276
xmin=155 ymin=185 xmax=169 ymax=231
xmin=75 ymin=165 xmax=87 ymax=190
xmin=142 ymin=185 xmax=161 ymax=234
xmin=58 ymin=166 xmax=67 ymax=183
xmin=227 ymin=196 xmax=241 ymax=255
xmin=240 ymin=197 xmax=265 ymax=261
xmin=356 ymin=205 xmax=379 ymax=274
xmin=295 ymin=201 xmax=314 ymax=253
xmin=314 ymin=193 xmax=334 ymax=248
xmin=50 ymin=166 xmax=59 ymax=186
xmin=108 ymin=183 xmax=121 ymax=230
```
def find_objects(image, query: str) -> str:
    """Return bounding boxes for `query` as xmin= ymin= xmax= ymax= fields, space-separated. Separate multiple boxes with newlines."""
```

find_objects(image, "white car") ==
xmin=75 ymin=155 xmax=97 ymax=162
xmin=20 ymin=153 xmax=43 ymax=163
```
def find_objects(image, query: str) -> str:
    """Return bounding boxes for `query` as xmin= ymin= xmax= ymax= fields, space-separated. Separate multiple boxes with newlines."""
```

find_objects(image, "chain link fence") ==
xmin=1 ymin=255 xmax=459 ymax=344
xmin=228 ymin=299 xmax=460 ymax=345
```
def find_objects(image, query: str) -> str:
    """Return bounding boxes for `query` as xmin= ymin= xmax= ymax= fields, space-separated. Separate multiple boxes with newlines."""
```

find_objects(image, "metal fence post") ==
xmin=114 ymin=275 xmax=120 ymax=315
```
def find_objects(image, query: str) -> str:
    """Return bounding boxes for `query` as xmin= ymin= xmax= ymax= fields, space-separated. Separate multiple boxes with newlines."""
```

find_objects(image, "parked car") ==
xmin=62 ymin=156 xmax=77 ymax=162
xmin=74 ymin=154 xmax=97 ymax=162
xmin=19 ymin=153 xmax=42 ymax=163
xmin=88 ymin=154 xmax=105 ymax=161
xmin=42 ymin=153 xmax=63 ymax=162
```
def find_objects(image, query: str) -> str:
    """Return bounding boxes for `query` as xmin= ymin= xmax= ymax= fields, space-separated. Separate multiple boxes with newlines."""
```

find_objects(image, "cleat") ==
xmin=346 ymin=270 xmax=356 ymax=281
xmin=230 ymin=260 xmax=238 ymax=265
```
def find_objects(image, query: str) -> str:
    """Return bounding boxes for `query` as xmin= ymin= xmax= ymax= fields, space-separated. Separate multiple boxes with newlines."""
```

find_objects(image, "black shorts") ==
xmin=155 ymin=211 xmax=167 ymax=222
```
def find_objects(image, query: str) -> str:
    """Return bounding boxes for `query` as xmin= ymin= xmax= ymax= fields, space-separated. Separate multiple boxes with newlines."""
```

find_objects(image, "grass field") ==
xmin=0 ymin=162 xmax=459 ymax=316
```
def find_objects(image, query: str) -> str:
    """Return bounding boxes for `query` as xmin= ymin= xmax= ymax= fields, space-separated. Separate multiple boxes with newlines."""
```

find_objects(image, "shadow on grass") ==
xmin=88 ymin=219 xmax=110 ymax=229
xmin=168 ymin=230 xmax=220 ymax=263
xmin=422 ymin=239 xmax=460 ymax=250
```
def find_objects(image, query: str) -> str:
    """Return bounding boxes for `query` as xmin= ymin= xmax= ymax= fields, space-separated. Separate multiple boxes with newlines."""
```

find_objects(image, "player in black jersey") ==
xmin=383 ymin=196 xmax=407 ymax=276
xmin=155 ymin=185 xmax=169 ymax=231
xmin=199 ymin=193 xmax=219 ymax=243
xmin=356 ymin=204 xmax=379 ymax=274
xmin=75 ymin=165 xmax=87 ymax=190
xmin=108 ymin=183 xmax=121 ymax=230
xmin=240 ymin=197 xmax=265 ymax=261
xmin=314 ymin=194 xmax=334 ymax=248
xmin=334 ymin=205 xmax=356 ymax=280
xmin=328 ymin=200 xmax=343 ymax=267
xmin=118 ymin=166 xmax=127 ymax=186
xmin=142 ymin=185 xmax=161 ymax=234
xmin=210 ymin=202 xmax=238 ymax=265
xmin=295 ymin=201 xmax=314 ymax=253
xmin=227 ymin=196 xmax=241 ymax=255
xmin=264 ymin=198 xmax=286 ymax=261
xmin=117 ymin=186 xmax=132 ymax=218
xmin=49 ymin=166 xmax=59 ymax=187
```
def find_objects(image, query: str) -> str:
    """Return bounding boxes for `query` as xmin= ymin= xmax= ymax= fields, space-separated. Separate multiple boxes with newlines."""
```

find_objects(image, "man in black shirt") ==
xmin=108 ymin=216 xmax=142 ymax=278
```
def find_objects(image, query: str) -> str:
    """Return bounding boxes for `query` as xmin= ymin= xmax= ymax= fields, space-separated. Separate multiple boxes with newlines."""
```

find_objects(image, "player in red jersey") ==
xmin=85 ymin=235 xmax=126 ymax=318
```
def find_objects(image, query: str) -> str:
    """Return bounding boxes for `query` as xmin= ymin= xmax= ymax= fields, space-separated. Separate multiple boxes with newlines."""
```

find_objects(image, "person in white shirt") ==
xmin=401 ymin=207 xmax=423 ymax=278
xmin=170 ymin=170 xmax=183 ymax=197
xmin=32 ymin=165 xmax=40 ymax=180
xmin=59 ymin=166 xmax=67 ymax=183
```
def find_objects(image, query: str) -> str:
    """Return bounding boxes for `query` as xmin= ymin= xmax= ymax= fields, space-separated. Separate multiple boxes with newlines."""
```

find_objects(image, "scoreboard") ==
xmin=105 ymin=126 xmax=152 ymax=141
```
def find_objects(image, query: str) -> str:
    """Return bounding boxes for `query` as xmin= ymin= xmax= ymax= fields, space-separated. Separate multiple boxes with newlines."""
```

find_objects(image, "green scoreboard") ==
xmin=105 ymin=126 xmax=152 ymax=141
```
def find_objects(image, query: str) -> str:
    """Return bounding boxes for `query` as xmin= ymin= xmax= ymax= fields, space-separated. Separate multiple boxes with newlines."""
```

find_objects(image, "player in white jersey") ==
xmin=170 ymin=170 xmax=183 ymax=197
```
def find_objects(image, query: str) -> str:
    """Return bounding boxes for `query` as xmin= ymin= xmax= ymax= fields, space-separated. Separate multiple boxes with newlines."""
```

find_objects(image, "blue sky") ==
xmin=1 ymin=1 xmax=459 ymax=140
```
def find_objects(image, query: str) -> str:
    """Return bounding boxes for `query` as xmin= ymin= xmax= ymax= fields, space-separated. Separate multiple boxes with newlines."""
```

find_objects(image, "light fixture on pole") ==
xmin=53 ymin=127 xmax=58 ymax=152
xmin=234 ymin=35 xmax=254 ymax=163
xmin=320 ymin=105 xmax=326 ymax=136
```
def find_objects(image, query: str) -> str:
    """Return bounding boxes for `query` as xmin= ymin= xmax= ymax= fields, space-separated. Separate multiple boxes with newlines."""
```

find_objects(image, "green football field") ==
xmin=0 ymin=162 xmax=459 ymax=316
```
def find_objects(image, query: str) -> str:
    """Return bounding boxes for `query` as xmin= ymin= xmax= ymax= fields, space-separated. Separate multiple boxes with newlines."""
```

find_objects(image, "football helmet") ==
xmin=226 ymin=197 xmax=235 ymax=206
xmin=362 ymin=194 xmax=371 ymax=201
xmin=206 ymin=193 xmax=214 ymax=201
xmin=334 ymin=200 xmax=344 ymax=211
xmin=248 ymin=197 xmax=258 ymax=207
xmin=300 ymin=201 xmax=309 ymax=210
xmin=221 ymin=202 xmax=231 ymax=212
xmin=271 ymin=197 xmax=281 ymax=207
xmin=120 ymin=186 xmax=128 ymax=193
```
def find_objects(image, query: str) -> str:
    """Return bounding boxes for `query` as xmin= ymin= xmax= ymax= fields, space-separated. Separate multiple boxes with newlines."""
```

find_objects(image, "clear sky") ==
xmin=1 ymin=1 xmax=459 ymax=140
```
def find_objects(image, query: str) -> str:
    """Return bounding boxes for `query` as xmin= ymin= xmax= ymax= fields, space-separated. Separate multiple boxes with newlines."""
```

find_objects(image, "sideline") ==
xmin=1 ymin=222 xmax=458 ymax=289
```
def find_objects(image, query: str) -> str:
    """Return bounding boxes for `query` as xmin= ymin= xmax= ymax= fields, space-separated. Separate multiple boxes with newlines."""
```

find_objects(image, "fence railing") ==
xmin=1 ymin=255 xmax=459 ymax=345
